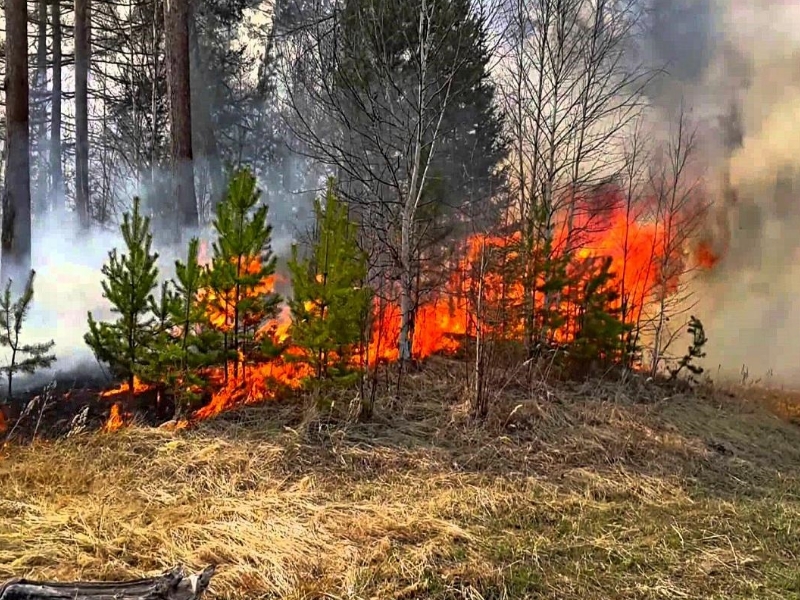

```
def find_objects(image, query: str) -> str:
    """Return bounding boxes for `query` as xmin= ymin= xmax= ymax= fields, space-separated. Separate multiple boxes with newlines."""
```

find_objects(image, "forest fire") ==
xmin=96 ymin=184 xmax=715 ymax=432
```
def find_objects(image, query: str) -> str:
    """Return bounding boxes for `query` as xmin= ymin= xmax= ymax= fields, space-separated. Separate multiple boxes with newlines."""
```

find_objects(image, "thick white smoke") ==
xmin=21 ymin=211 xmax=120 ymax=375
xmin=675 ymin=0 xmax=800 ymax=384
xmin=5 ymin=168 xmax=306 ymax=393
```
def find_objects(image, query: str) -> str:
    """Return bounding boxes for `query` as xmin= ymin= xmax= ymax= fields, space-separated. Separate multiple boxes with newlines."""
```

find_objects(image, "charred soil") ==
xmin=0 ymin=359 xmax=799 ymax=599
xmin=0 ymin=369 xmax=176 ymax=442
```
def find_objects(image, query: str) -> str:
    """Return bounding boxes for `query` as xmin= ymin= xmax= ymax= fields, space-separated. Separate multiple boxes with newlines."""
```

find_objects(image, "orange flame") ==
xmin=100 ymin=377 xmax=152 ymax=430
xmin=695 ymin=240 xmax=720 ymax=269
xmin=194 ymin=356 xmax=310 ymax=420
xmin=198 ymin=256 xmax=281 ymax=331
xmin=100 ymin=376 xmax=151 ymax=399
xmin=104 ymin=403 xmax=128 ymax=432
xmin=361 ymin=200 xmax=686 ymax=361
xmin=98 ymin=185 xmax=713 ymax=427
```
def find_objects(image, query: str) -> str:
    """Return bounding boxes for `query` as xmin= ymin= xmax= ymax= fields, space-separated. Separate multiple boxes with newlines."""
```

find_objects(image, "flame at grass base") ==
xmin=193 ymin=357 xmax=311 ymax=420
xmin=97 ymin=185 xmax=716 ymax=430
xmin=101 ymin=377 xmax=151 ymax=399
xmin=104 ymin=403 xmax=128 ymax=432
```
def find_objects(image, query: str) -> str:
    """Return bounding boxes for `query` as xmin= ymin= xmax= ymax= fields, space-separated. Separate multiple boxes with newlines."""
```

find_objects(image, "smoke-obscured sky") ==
xmin=640 ymin=0 xmax=800 ymax=384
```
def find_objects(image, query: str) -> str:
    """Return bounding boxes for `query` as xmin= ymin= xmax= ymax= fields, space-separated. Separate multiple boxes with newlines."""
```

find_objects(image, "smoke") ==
xmin=0 ymin=209 xmax=120 ymax=391
xmin=4 ymin=163 xmax=306 ymax=394
xmin=641 ymin=0 xmax=800 ymax=383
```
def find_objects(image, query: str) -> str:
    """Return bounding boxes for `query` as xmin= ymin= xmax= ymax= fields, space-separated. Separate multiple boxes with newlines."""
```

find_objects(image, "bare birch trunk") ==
xmin=396 ymin=0 xmax=429 ymax=367
xmin=472 ymin=238 xmax=488 ymax=418
xmin=398 ymin=204 xmax=414 ymax=364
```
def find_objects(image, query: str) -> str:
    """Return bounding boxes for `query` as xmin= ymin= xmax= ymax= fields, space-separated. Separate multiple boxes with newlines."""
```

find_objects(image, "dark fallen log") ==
xmin=0 ymin=565 xmax=216 ymax=600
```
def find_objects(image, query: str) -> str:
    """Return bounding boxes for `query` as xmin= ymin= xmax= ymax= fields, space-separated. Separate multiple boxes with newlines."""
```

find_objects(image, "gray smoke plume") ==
xmin=641 ymin=0 xmax=800 ymax=383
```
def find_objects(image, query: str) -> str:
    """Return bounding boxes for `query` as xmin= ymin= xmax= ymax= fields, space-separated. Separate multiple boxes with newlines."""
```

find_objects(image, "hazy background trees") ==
xmin=0 ymin=0 xmax=712 ymax=375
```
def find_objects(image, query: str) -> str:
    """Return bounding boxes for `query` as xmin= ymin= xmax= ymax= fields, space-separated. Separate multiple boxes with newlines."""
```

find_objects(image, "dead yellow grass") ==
xmin=1 ymin=363 xmax=799 ymax=599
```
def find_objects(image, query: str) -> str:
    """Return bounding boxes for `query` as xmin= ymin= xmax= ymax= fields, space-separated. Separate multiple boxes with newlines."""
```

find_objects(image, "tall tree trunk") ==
xmin=33 ymin=0 xmax=48 ymax=215
xmin=74 ymin=0 xmax=91 ymax=227
xmin=165 ymin=0 xmax=198 ymax=238
xmin=151 ymin=0 xmax=160 ymax=194
xmin=188 ymin=9 xmax=223 ymax=219
xmin=50 ymin=0 xmax=63 ymax=212
xmin=1 ymin=0 xmax=33 ymax=285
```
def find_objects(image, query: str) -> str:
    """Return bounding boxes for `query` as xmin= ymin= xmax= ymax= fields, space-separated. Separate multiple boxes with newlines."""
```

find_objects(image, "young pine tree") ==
xmin=288 ymin=179 xmax=372 ymax=382
xmin=141 ymin=239 xmax=223 ymax=416
xmin=669 ymin=315 xmax=708 ymax=383
xmin=569 ymin=256 xmax=631 ymax=373
xmin=206 ymin=168 xmax=281 ymax=380
xmin=508 ymin=232 xmax=571 ymax=356
xmin=85 ymin=197 xmax=161 ymax=393
xmin=0 ymin=270 xmax=56 ymax=400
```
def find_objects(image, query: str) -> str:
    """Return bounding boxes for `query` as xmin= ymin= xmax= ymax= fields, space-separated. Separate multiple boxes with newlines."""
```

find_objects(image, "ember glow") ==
xmin=695 ymin=240 xmax=721 ymax=270
xmin=99 ymin=185 xmax=713 ymax=430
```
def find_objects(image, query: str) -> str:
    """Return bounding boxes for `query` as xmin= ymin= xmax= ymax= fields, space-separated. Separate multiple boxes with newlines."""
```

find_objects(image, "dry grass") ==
xmin=1 ymin=360 xmax=800 ymax=599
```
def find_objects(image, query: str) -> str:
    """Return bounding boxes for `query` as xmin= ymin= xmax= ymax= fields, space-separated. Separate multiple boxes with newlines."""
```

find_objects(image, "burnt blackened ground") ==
xmin=0 ymin=365 xmax=175 ymax=442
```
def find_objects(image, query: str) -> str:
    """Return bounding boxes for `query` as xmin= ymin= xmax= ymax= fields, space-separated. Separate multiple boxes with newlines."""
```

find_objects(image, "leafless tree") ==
xmin=495 ymin=0 xmax=652 ymax=353
xmin=617 ymin=115 xmax=654 ymax=366
xmin=642 ymin=103 xmax=708 ymax=376
xmin=280 ymin=0 xmax=495 ymax=366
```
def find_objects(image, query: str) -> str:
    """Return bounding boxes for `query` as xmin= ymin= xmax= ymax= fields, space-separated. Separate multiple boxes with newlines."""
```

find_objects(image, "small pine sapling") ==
xmin=206 ymin=168 xmax=281 ymax=380
xmin=136 ymin=280 xmax=176 ymax=398
xmin=532 ymin=240 xmax=571 ymax=353
xmin=669 ymin=315 xmax=708 ymax=383
xmin=174 ymin=238 xmax=225 ymax=369
xmin=288 ymin=179 xmax=372 ymax=383
xmin=85 ymin=197 xmax=161 ymax=394
xmin=0 ymin=270 xmax=56 ymax=400
xmin=569 ymin=256 xmax=631 ymax=371
xmin=144 ymin=239 xmax=223 ymax=416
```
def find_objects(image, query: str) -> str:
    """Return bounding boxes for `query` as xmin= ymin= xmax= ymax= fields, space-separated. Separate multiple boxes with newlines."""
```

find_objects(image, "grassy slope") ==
xmin=1 ymin=363 xmax=799 ymax=599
